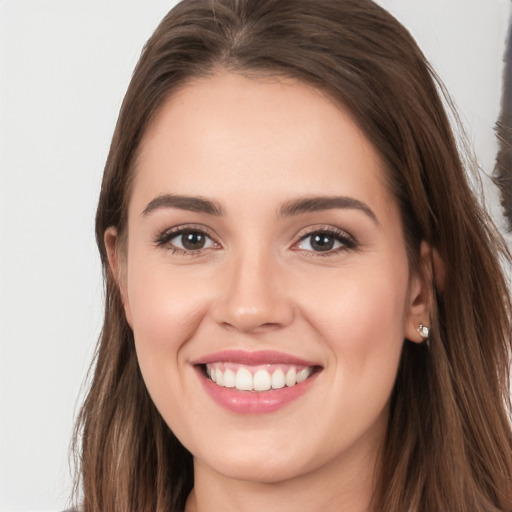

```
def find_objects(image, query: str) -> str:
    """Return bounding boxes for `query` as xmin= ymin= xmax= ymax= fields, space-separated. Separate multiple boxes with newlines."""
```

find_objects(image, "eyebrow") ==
xmin=142 ymin=193 xmax=377 ymax=224
xmin=142 ymin=194 xmax=224 ymax=216
xmin=279 ymin=196 xmax=378 ymax=224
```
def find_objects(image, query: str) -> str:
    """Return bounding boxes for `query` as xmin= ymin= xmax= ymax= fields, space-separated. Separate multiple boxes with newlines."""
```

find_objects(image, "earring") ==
xmin=417 ymin=324 xmax=430 ymax=340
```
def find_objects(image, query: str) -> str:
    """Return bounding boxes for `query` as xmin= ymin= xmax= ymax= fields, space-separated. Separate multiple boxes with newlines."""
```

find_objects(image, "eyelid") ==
xmin=291 ymin=225 xmax=358 ymax=254
xmin=154 ymin=223 xmax=222 ymax=253
xmin=153 ymin=223 xmax=357 ymax=256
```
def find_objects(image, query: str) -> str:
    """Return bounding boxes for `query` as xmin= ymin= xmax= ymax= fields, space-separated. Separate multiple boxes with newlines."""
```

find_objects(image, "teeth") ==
xmin=297 ymin=368 xmax=310 ymax=383
xmin=285 ymin=367 xmax=297 ymax=387
xmin=205 ymin=363 xmax=314 ymax=392
xmin=223 ymin=368 xmax=236 ymax=388
xmin=271 ymin=369 xmax=285 ymax=389
xmin=235 ymin=368 xmax=253 ymax=391
xmin=253 ymin=370 xmax=271 ymax=391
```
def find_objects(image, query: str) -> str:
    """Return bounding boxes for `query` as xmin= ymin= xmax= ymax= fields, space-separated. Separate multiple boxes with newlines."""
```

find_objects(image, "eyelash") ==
xmin=293 ymin=227 xmax=358 ymax=257
xmin=153 ymin=225 xmax=358 ymax=257
xmin=154 ymin=225 xmax=219 ymax=256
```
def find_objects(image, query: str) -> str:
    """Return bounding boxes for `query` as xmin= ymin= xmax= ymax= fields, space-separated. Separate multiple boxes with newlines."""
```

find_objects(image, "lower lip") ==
xmin=196 ymin=367 xmax=319 ymax=414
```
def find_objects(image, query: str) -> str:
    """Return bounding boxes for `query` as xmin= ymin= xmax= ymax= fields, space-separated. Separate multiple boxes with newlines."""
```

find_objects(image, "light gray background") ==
xmin=0 ymin=1 xmax=510 ymax=510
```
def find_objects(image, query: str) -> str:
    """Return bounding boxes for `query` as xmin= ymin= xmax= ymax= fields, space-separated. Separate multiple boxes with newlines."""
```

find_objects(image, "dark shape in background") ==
xmin=495 ymin=13 xmax=512 ymax=233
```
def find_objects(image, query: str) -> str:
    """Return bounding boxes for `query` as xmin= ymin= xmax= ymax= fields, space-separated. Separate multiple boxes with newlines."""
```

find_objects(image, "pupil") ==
xmin=311 ymin=234 xmax=334 ymax=251
xmin=182 ymin=232 xmax=205 ymax=250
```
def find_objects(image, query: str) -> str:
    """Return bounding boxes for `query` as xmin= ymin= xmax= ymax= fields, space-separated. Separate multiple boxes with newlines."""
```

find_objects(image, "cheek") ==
xmin=298 ymin=263 xmax=408 ymax=346
xmin=126 ymin=247 xmax=207 ymax=339
xmin=124 ymin=254 xmax=210 ymax=390
xmin=295 ymin=261 xmax=409 ymax=400
xmin=124 ymin=259 xmax=212 ymax=432
xmin=313 ymin=269 xmax=408 ymax=425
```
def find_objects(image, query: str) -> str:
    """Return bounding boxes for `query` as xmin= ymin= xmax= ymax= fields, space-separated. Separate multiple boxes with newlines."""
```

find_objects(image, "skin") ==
xmin=106 ymin=73 xmax=431 ymax=512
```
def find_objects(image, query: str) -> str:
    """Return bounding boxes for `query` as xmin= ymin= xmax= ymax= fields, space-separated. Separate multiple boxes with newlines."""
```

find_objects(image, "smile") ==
xmin=193 ymin=350 xmax=322 ymax=414
xmin=206 ymin=362 xmax=314 ymax=392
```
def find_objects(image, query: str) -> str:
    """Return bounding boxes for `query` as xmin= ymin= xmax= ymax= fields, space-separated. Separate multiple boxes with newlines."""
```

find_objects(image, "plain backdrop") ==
xmin=0 ymin=1 xmax=511 ymax=510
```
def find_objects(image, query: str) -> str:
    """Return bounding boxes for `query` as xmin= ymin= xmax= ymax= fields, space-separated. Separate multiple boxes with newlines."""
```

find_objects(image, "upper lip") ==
xmin=191 ymin=349 xmax=320 ymax=367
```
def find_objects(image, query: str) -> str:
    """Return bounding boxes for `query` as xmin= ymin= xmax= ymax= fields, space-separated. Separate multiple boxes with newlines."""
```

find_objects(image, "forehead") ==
xmin=132 ymin=72 xmax=395 ymax=221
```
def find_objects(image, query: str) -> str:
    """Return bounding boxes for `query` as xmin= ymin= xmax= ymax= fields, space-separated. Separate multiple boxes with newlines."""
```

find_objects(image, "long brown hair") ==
xmin=73 ymin=1 xmax=512 ymax=510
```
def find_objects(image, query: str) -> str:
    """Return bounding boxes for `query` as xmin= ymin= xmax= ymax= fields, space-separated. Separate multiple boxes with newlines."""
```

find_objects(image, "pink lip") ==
xmin=192 ymin=349 xmax=318 ymax=367
xmin=192 ymin=350 xmax=321 ymax=415
xmin=196 ymin=369 xmax=319 ymax=414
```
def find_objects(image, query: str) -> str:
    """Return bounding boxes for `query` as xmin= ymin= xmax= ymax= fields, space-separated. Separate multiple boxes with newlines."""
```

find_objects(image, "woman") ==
xmin=73 ymin=0 xmax=512 ymax=510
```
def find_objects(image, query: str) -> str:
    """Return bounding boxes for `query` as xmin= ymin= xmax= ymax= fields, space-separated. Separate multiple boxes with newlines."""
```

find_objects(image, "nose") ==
xmin=211 ymin=248 xmax=294 ymax=333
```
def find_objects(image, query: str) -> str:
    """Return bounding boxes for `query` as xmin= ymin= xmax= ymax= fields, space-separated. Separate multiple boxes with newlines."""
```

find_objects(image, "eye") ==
xmin=155 ymin=226 xmax=220 ymax=254
xmin=172 ymin=231 xmax=214 ymax=251
xmin=293 ymin=228 xmax=357 ymax=255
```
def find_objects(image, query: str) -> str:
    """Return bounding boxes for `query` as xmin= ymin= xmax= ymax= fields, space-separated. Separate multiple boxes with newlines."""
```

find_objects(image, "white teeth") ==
xmin=235 ymin=368 xmax=253 ymax=391
xmin=285 ymin=367 xmax=297 ymax=387
xmin=223 ymin=369 xmax=236 ymax=388
xmin=205 ymin=363 xmax=315 ymax=392
xmin=296 ymin=368 xmax=311 ymax=383
xmin=253 ymin=370 xmax=272 ymax=391
xmin=271 ymin=369 xmax=285 ymax=389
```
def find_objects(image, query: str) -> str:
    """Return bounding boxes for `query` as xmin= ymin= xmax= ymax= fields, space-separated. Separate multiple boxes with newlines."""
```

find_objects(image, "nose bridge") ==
xmin=212 ymin=242 xmax=293 ymax=332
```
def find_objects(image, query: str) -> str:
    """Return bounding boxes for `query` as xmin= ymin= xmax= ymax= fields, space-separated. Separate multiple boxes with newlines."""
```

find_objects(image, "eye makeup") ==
xmin=292 ymin=225 xmax=358 ymax=257
xmin=153 ymin=222 xmax=358 ymax=258
xmin=153 ymin=223 xmax=221 ymax=256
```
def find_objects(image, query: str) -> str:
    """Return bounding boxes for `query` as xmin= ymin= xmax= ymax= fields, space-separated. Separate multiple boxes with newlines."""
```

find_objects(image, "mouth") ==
xmin=192 ymin=350 xmax=322 ymax=414
xmin=201 ymin=362 xmax=320 ymax=392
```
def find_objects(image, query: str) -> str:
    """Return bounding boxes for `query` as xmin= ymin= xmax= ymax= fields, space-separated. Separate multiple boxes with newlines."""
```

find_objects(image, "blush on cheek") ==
xmin=129 ymin=266 xmax=209 ymax=341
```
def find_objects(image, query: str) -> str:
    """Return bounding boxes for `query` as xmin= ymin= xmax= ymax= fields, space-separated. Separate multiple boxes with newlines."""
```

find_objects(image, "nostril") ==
xmin=220 ymin=321 xmax=286 ymax=334
xmin=210 ymin=273 xmax=295 ymax=332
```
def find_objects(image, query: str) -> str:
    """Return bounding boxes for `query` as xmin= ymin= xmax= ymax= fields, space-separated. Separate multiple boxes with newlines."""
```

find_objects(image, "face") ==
xmin=107 ymin=73 xmax=428 ymax=487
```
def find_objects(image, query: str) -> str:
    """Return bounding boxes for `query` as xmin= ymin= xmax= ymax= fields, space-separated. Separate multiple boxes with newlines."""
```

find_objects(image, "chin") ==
xmin=206 ymin=455 xmax=310 ymax=484
xmin=191 ymin=433 xmax=322 ymax=485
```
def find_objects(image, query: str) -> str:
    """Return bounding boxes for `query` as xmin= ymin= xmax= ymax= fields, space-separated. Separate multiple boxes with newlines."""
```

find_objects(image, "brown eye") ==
xmin=156 ymin=228 xmax=218 ymax=253
xmin=310 ymin=234 xmax=335 ymax=252
xmin=180 ymin=231 xmax=207 ymax=250
xmin=295 ymin=229 xmax=356 ymax=254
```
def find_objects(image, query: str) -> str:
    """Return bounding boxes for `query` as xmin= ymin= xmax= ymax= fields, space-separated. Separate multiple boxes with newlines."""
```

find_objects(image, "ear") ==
xmin=104 ymin=227 xmax=133 ymax=328
xmin=404 ymin=241 xmax=443 ymax=344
